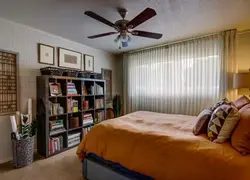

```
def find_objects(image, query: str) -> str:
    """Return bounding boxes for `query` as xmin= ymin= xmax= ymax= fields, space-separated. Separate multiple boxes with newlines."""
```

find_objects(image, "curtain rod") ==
xmin=238 ymin=29 xmax=250 ymax=34
xmin=127 ymin=29 xmax=236 ymax=54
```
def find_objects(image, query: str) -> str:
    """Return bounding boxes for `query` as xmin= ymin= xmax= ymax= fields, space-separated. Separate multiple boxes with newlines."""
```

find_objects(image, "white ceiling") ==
xmin=0 ymin=0 xmax=250 ymax=53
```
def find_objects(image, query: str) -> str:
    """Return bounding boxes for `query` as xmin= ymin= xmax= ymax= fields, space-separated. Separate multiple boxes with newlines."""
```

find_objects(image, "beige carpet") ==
xmin=0 ymin=147 xmax=83 ymax=180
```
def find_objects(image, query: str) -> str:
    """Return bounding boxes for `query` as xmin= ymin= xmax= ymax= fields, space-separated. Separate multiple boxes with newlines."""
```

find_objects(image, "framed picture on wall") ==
xmin=38 ymin=43 xmax=55 ymax=65
xmin=101 ymin=68 xmax=112 ymax=102
xmin=84 ymin=54 xmax=94 ymax=72
xmin=58 ymin=47 xmax=82 ymax=69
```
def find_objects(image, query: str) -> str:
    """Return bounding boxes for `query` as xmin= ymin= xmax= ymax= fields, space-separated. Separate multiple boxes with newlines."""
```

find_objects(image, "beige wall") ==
xmin=237 ymin=30 xmax=250 ymax=72
xmin=236 ymin=30 xmax=250 ymax=96
xmin=0 ymin=17 xmax=122 ymax=163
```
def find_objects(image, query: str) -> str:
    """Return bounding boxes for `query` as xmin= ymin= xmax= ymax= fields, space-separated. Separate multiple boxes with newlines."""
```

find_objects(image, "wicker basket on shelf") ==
xmin=40 ymin=67 xmax=64 ymax=76
xmin=78 ymin=71 xmax=91 ymax=78
xmin=63 ymin=69 xmax=79 ymax=77
xmin=12 ymin=136 xmax=34 ymax=168
xmin=90 ymin=73 xmax=103 ymax=79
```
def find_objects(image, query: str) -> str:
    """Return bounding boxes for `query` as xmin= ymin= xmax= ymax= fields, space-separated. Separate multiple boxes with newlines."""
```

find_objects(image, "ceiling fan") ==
xmin=84 ymin=8 xmax=163 ymax=48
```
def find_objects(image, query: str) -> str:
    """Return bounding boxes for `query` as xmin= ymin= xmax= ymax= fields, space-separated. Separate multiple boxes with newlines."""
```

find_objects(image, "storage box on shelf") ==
xmin=37 ymin=75 xmax=106 ymax=158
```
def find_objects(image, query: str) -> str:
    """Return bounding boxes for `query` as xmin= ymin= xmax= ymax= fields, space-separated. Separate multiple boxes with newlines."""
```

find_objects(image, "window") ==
xmin=0 ymin=50 xmax=17 ymax=114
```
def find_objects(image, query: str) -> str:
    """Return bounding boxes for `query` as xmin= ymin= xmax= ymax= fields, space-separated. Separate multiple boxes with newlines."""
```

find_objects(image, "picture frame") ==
xmin=58 ymin=47 xmax=82 ymax=70
xmin=38 ymin=43 xmax=55 ymax=65
xmin=101 ymin=68 xmax=112 ymax=102
xmin=49 ymin=83 xmax=62 ymax=96
xmin=84 ymin=54 xmax=94 ymax=72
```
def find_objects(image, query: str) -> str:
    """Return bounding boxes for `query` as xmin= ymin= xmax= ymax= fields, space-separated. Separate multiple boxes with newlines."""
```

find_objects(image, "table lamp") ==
xmin=233 ymin=72 xmax=250 ymax=95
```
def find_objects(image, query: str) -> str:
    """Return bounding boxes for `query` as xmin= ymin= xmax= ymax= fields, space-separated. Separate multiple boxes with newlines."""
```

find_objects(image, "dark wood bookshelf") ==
xmin=37 ymin=75 xmax=106 ymax=158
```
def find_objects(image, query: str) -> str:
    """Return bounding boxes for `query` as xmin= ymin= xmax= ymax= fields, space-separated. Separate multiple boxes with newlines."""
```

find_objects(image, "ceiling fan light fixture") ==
xmin=122 ymin=41 xmax=128 ymax=47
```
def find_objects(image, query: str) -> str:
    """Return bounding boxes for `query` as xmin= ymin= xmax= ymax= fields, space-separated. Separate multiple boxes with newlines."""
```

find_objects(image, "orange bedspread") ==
xmin=77 ymin=111 xmax=250 ymax=180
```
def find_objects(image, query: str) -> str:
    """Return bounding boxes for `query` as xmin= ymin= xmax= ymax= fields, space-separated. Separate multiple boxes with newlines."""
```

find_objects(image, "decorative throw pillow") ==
xmin=207 ymin=104 xmax=240 ymax=143
xmin=233 ymin=95 xmax=250 ymax=110
xmin=210 ymin=98 xmax=230 ymax=112
xmin=193 ymin=109 xmax=212 ymax=135
xmin=231 ymin=104 xmax=250 ymax=155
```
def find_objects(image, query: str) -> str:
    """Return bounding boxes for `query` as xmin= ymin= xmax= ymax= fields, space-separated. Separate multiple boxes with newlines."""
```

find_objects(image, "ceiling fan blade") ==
xmin=126 ymin=8 xmax=156 ymax=29
xmin=131 ymin=30 xmax=163 ymax=39
xmin=85 ymin=11 xmax=116 ymax=28
xmin=88 ymin=32 xmax=118 ymax=39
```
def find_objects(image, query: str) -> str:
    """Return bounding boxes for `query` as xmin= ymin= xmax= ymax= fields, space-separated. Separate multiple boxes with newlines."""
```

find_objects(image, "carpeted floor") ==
xmin=0 ymin=147 xmax=83 ymax=180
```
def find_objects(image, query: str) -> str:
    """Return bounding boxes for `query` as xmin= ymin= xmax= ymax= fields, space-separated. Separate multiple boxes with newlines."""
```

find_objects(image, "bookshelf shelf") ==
xmin=68 ymin=126 xmax=83 ymax=132
xmin=82 ymin=122 xmax=94 ymax=128
xmin=82 ymin=109 xmax=94 ymax=112
xmin=49 ymin=129 xmax=67 ymax=136
xmin=37 ymin=75 xmax=106 ymax=158
xmin=49 ymin=113 xmax=68 ymax=117
xmin=49 ymin=95 xmax=67 ymax=98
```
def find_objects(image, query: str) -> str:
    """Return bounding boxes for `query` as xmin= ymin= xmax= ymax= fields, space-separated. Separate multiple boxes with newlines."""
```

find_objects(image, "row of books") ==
xmin=68 ymin=132 xmax=81 ymax=148
xmin=95 ymin=84 xmax=104 ymax=95
xmin=95 ymin=111 xmax=105 ymax=123
xmin=49 ymin=136 xmax=63 ymax=154
xmin=67 ymin=99 xmax=78 ymax=113
xmin=48 ymin=102 xmax=64 ymax=116
xmin=95 ymin=98 xmax=104 ymax=109
xmin=67 ymin=82 xmax=78 ymax=95
xmin=83 ymin=113 xmax=94 ymax=126
xmin=82 ymin=126 xmax=92 ymax=137
xmin=49 ymin=120 xmax=66 ymax=136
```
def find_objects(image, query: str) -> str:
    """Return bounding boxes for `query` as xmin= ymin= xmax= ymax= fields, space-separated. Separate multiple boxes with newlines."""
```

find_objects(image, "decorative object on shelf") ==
xmin=82 ymin=85 xmax=88 ymax=96
xmin=69 ymin=117 xmax=79 ymax=129
xmin=83 ymin=100 xmax=89 ymax=110
xmin=38 ymin=43 xmax=55 ymax=65
xmin=84 ymin=54 xmax=94 ymax=72
xmin=102 ymin=68 xmax=112 ymax=102
xmin=58 ymin=47 xmax=82 ymax=69
xmin=49 ymin=83 xmax=62 ymax=96
xmin=40 ymin=66 xmax=64 ymax=76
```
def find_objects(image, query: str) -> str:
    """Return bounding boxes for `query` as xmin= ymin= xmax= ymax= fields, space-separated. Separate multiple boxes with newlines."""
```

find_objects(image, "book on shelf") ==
xmin=49 ymin=120 xmax=66 ymax=135
xmin=49 ymin=136 xmax=63 ymax=154
xmin=67 ymin=82 xmax=78 ymax=95
xmin=82 ymin=126 xmax=92 ymax=138
xmin=50 ymin=128 xmax=66 ymax=136
xmin=68 ymin=132 xmax=81 ymax=147
xmin=95 ymin=98 xmax=104 ymax=109
xmin=95 ymin=84 xmax=104 ymax=95
xmin=48 ymin=101 xmax=64 ymax=116
xmin=82 ymin=85 xmax=88 ymax=96
xmin=95 ymin=111 xmax=105 ymax=123
xmin=67 ymin=99 xmax=79 ymax=113
xmin=68 ymin=132 xmax=81 ymax=139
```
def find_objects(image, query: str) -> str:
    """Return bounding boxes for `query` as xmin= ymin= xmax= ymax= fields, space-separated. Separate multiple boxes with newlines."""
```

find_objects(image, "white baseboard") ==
xmin=0 ymin=157 xmax=12 ymax=164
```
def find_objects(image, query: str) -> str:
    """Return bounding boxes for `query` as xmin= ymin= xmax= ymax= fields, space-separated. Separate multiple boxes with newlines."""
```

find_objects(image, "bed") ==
xmin=77 ymin=111 xmax=250 ymax=180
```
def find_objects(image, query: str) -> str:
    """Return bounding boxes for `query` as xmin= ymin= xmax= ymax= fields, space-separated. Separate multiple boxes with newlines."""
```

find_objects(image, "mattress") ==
xmin=85 ymin=152 xmax=153 ymax=180
xmin=77 ymin=111 xmax=250 ymax=180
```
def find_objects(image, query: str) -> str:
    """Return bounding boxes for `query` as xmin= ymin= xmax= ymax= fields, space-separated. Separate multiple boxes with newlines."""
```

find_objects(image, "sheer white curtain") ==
xmin=123 ymin=30 xmax=236 ymax=115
